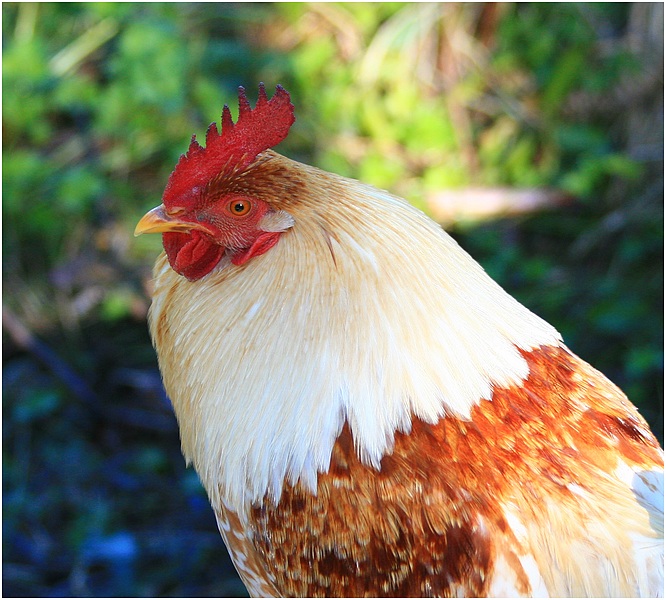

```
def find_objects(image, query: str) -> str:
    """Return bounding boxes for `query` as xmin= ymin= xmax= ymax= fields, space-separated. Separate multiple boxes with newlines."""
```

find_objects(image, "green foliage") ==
xmin=3 ymin=2 xmax=662 ymax=597
xmin=265 ymin=3 xmax=649 ymax=203
xmin=2 ymin=2 xmax=280 ymax=314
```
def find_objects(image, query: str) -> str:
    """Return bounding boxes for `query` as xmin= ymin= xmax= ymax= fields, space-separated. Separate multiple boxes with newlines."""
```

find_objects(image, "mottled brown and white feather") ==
xmin=148 ymin=151 xmax=663 ymax=597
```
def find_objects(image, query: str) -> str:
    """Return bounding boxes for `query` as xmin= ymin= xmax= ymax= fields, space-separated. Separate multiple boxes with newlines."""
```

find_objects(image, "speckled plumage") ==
xmin=204 ymin=346 xmax=663 ymax=598
xmin=138 ymin=86 xmax=664 ymax=598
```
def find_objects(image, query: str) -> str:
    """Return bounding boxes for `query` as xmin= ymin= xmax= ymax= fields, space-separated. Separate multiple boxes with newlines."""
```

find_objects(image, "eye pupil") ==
xmin=230 ymin=200 xmax=250 ymax=216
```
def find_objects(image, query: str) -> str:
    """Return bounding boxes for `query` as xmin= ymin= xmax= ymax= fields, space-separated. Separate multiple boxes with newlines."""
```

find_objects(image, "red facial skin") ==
xmin=143 ymin=85 xmax=295 ymax=281
xmin=162 ymin=196 xmax=281 ymax=281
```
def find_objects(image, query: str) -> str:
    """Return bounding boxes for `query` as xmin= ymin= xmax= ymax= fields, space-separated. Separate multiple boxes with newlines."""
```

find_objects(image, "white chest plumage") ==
xmin=149 ymin=177 xmax=561 ymax=516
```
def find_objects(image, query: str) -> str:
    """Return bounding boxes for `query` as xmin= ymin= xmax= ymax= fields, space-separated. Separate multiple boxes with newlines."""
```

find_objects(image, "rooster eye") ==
xmin=229 ymin=200 xmax=251 ymax=216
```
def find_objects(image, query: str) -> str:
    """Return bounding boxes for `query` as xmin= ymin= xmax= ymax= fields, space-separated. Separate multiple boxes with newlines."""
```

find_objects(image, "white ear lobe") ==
xmin=258 ymin=210 xmax=295 ymax=233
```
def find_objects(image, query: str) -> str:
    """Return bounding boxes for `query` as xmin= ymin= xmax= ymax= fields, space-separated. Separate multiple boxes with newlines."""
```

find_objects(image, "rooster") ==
xmin=135 ymin=84 xmax=663 ymax=597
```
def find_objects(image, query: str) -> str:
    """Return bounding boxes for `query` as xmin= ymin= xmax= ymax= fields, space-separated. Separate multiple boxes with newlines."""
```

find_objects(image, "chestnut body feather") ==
xmin=239 ymin=346 xmax=662 ymax=597
xmin=137 ymin=86 xmax=664 ymax=597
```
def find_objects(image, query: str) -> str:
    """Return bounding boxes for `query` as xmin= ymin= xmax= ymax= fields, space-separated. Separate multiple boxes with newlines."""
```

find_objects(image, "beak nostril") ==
xmin=135 ymin=204 xmax=211 ymax=237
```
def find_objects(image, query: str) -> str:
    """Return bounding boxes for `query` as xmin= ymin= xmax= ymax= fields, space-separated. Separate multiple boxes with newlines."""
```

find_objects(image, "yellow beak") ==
xmin=134 ymin=205 xmax=209 ymax=236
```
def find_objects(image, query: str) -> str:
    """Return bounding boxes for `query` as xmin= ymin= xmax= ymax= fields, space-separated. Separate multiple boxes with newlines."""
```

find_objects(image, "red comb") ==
xmin=162 ymin=83 xmax=295 ymax=209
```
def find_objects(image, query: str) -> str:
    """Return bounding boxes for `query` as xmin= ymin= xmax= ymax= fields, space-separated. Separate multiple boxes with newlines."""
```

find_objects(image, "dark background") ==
xmin=3 ymin=3 xmax=663 ymax=596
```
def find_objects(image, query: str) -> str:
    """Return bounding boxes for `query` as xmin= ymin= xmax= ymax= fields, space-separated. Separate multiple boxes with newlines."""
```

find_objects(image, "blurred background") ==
xmin=3 ymin=2 xmax=663 ymax=596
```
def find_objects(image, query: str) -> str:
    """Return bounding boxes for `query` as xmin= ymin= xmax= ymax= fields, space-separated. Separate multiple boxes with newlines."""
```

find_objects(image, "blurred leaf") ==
xmin=560 ymin=154 xmax=642 ymax=198
xmin=57 ymin=168 xmax=104 ymax=213
xmin=12 ymin=389 xmax=62 ymax=424
xmin=100 ymin=293 xmax=129 ymax=321
xmin=358 ymin=149 xmax=404 ymax=189
xmin=542 ymin=46 xmax=585 ymax=118
xmin=626 ymin=346 xmax=664 ymax=379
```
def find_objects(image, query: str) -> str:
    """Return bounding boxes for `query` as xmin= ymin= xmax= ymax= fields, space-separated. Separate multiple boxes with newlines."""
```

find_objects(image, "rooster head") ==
xmin=134 ymin=84 xmax=296 ymax=280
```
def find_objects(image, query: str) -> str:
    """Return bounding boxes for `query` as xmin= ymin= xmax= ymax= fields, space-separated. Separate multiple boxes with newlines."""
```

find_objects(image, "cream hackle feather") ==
xmin=149 ymin=151 xmax=561 ymax=517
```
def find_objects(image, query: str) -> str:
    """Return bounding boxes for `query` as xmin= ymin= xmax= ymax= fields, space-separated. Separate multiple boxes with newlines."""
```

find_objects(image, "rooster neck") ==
xmin=149 ymin=169 xmax=562 ymax=515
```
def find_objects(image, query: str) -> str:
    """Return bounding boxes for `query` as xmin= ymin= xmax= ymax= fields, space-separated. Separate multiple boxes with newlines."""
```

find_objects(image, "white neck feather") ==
xmin=149 ymin=169 xmax=561 ymax=517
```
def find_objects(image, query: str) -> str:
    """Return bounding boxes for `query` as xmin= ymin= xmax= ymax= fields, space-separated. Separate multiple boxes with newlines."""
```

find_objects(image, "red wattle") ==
xmin=163 ymin=231 xmax=225 ymax=281
xmin=231 ymin=232 xmax=281 ymax=266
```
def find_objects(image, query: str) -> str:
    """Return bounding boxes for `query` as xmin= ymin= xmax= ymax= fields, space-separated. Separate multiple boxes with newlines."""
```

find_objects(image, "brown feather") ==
xmin=140 ymin=147 xmax=662 ymax=597
xmin=214 ymin=345 xmax=663 ymax=597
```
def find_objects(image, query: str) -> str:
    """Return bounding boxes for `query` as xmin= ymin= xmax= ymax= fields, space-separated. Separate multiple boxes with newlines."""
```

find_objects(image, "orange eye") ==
xmin=229 ymin=199 xmax=251 ymax=216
